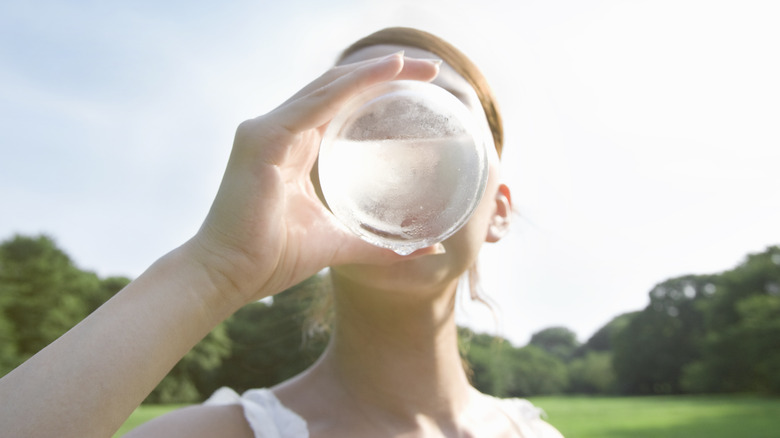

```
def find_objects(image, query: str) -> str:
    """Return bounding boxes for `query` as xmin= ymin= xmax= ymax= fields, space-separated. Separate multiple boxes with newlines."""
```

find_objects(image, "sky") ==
xmin=1 ymin=0 xmax=779 ymax=346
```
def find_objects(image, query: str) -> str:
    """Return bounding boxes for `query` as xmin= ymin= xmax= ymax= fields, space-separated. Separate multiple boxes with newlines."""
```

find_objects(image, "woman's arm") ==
xmin=0 ymin=244 xmax=238 ymax=438
xmin=0 ymin=53 xmax=441 ymax=438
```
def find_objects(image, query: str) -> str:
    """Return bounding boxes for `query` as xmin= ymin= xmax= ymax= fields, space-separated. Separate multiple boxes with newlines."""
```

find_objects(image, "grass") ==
xmin=528 ymin=395 xmax=780 ymax=438
xmin=114 ymin=395 xmax=780 ymax=437
xmin=113 ymin=404 xmax=187 ymax=437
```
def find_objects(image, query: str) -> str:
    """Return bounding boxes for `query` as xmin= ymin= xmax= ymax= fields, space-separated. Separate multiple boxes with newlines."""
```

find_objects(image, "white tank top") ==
xmin=205 ymin=387 xmax=560 ymax=438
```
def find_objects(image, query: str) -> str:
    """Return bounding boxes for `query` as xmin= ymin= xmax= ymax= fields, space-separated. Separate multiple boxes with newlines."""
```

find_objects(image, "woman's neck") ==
xmin=326 ymin=272 xmax=472 ymax=415
xmin=274 ymin=270 xmax=476 ymax=431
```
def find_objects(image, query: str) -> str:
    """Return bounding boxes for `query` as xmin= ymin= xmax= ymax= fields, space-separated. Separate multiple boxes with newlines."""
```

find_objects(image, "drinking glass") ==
xmin=318 ymin=80 xmax=489 ymax=255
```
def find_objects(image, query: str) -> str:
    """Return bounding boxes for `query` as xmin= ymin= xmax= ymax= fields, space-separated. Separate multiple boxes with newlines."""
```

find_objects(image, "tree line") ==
xmin=1 ymin=234 xmax=778 ymax=402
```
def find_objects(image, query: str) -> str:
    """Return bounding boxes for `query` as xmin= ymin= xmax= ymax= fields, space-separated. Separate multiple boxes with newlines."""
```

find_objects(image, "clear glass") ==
xmin=318 ymin=80 xmax=489 ymax=255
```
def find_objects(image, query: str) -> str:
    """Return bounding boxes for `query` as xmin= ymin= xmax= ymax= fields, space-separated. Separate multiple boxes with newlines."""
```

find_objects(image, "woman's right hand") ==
xmin=186 ymin=52 xmax=442 ymax=306
xmin=0 ymin=52 xmax=447 ymax=438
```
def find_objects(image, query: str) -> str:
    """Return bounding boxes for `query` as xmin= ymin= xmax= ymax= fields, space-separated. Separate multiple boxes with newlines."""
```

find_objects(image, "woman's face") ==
xmin=323 ymin=45 xmax=510 ymax=295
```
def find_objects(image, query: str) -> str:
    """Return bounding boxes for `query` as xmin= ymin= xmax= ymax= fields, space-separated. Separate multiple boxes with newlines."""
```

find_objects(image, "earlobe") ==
xmin=486 ymin=184 xmax=512 ymax=243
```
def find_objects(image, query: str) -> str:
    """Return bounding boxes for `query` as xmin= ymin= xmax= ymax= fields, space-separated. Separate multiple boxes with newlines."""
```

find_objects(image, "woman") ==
xmin=0 ymin=28 xmax=563 ymax=437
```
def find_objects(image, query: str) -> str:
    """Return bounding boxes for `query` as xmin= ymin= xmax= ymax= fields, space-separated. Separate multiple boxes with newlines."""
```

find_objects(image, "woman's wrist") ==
xmin=175 ymin=211 xmax=308 ymax=315
xmin=171 ymin=236 xmax=261 ymax=322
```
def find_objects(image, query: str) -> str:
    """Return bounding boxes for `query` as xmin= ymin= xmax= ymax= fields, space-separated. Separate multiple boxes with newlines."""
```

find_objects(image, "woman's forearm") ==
xmin=0 ymin=242 xmax=243 ymax=438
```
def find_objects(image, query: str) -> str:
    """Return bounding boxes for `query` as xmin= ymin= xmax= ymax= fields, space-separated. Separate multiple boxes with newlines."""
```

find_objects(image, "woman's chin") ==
xmin=331 ymin=254 xmax=462 ymax=296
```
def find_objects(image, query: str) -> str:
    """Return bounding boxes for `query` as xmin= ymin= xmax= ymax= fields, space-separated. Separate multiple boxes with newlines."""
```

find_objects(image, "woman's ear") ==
xmin=486 ymin=184 xmax=512 ymax=243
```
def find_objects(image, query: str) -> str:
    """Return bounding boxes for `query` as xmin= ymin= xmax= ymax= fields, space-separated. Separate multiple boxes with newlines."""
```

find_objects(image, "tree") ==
xmin=529 ymin=326 xmax=580 ymax=362
xmin=462 ymin=328 xmax=569 ymax=397
xmin=567 ymin=351 xmax=615 ymax=394
xmin=459 ymin=327 xmax=511 ymax=396
xmin=0 ymin=234 xmax=133 ymax=379
xmin=563 ymin=313 xmax=637 ymax=395
xmin=145 ymin=322 xmax=232 ymax=403
xmin=577 ymin=312 xmax=637 ymax=356
xmin=0 ymin=234 xmax=102 ymax=369
xmin=0 ymin=286 xmax=17 ymax=376
xmin=202 ymin=274 xmax=329 ymax=398
xmin=682 ymin=246 xmax=780 ymax=394
xmin=611 ymin=274 xmax=714 ymax=394
xmin=609 ymin=245 xmax=780 ymax=395
xmin=504 ymin=345 xmax=569 ymax=396
xmin=733 ymin=294 xmax=780 ymax=393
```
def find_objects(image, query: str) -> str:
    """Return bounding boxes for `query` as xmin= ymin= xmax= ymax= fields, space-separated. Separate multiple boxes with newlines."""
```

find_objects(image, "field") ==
xmin=115 ymin=395 xmax=780 ymax=437
xmin=113 ymin=404 xmax=186 ymax=437
xmin=529 ymin=395 xmax=780 ymax=438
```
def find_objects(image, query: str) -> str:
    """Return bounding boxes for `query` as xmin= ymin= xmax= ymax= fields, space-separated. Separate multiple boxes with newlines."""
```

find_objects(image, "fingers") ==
xmin=232 ymin=54 xmax=440 ymax=168
xmin=283 ymin=53 xmax=441 ymax=105
xmin=281 ymin=53 xmax=404 ymax=105
xmin=330 ymin=232 xmax=447 ymax=267
xmin=271 ymin=53 xmax=441 ymax=133
xmin=393 ymin=58 xmax=443 ymax=81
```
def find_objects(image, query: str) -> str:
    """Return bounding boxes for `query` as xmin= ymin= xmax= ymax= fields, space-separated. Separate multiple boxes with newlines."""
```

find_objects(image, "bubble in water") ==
xmin=318 ymin=80 xmax=489 ymax=255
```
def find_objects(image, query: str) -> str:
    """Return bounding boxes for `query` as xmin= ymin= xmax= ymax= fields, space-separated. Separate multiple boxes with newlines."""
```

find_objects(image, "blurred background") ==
xmin=1 ymin=0 xmax=778 ymax=353
xmin=3 ymin=2 xmax=780 ymax=435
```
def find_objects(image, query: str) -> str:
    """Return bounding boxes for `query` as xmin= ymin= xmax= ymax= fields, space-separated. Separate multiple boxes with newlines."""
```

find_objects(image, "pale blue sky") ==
xmin=2 ymin=0 xmax=779 ymax=345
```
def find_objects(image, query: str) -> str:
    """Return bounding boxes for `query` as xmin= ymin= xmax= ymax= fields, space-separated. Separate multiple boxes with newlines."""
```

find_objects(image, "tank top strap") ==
xmin=204 ymin=387 xmax=309 ymax=438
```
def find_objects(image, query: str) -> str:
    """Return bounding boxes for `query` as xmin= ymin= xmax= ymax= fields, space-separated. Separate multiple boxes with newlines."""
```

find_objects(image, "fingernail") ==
xmin=431 ymin=243 xmax=446 ymax=254
xmin=421 ymin=58 xmax=443 ymax=67
xmin=382 ymin=50 xmax=405 ymax=61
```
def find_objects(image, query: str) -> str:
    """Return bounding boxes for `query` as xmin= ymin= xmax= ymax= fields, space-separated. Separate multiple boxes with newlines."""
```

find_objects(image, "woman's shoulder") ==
xmin=123 ymin=387 xmax=308 ymax=438
xmin=122 ymin=401 xmax=253 ymax=438
xmin=484 ymin=393 xmax=565 ymax=438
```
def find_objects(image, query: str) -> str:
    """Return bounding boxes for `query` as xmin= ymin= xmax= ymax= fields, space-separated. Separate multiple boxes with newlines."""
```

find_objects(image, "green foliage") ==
xmin=461 ymin=328 xmax=569 ymax=397
xmin=577 ymin=312 xmax=637 ymax=355
xmin=565 ymin=313 xmax=638 ymax=395
xmin=612 ymin=274 xmax=716 ymax=394
xmin=201 ymin=275 xmax=329 ymax=397
xmin=144 ymin=323 xmax=232 ymax=404
xmin=567 ymin=351 xmax=616 ymax=394
xmin=458 ymin=327 xmax=506 ymax=395
xmin=5 ymin=233 xmax=779 ymax=401
xmin=0 ymin=235 xmax=130 ymax=376
xmin=735 ymin=295 xmax=780 ymax=393
xmin=529 ymin=326 xmax=580 ymax=362
xmin=0 ymin=290 xmax=17 ymax=376
xmin=507 ymin=345 xmax=569 ymax=396
xmin=143 ymin=274 xmax=330 ymax=402
xmin=704 ymin=247 xmax=780 ymax=329
xmin=682 ymin=251 xmax=780 ymax=394
xmin=0 ymin=234 xmax=110 ymax=372
xmin=0 ymin=233 xmax=330 ymax=403
xmin=612 ymin=245 xmax=780 ymax=395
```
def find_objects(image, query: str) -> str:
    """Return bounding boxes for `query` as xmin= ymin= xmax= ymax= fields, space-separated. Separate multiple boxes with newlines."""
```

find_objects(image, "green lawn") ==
xmin=528 ymin=395 xmax=780 ymax=438
xmin=113 ymin=404 xmax=187 ymax=437
xmin=115 ymin=395 xmax=780 ymax=437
